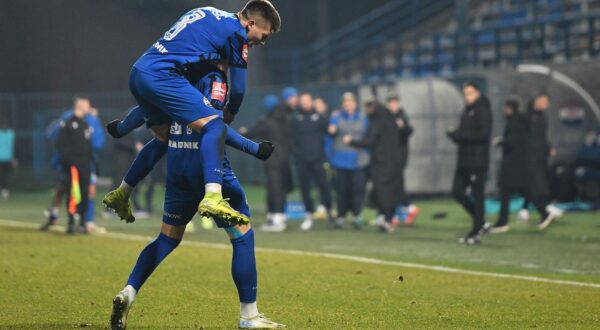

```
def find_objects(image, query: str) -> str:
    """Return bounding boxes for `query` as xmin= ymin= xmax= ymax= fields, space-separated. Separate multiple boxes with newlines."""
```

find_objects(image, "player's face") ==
xmin=463 ymin=86 xmax=480 ymax=106
xmin=247 ymin=21 xmax=272 ymax=47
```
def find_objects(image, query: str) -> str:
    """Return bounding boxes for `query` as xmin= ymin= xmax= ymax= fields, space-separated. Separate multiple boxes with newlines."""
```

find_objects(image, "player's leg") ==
xmin=111 ymin=173 xmax=195 ymax=330
xmin=296 ymin=160 xmax=314 ymax=224
xmin=106 ymin=106 xmax=147 ymax=138
xmin=40 ymin=167 xmax=65 ymax=230
xmin=75 ymin=162 xmax=91 ymax=233
xmin=103 ymin=124 xmax=169 ymax=223
xmin=221 ymin=170 xmax=285 ymax=328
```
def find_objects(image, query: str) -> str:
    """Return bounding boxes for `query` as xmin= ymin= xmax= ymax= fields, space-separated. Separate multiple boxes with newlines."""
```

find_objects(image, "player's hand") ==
xmin=223 ymin=109 xmax=235 ymax=124
xmin=238 ymin=127 xmax=249 ymax=135
xmin=256 ymin=141 xmax=275 ymax=160
xmin=328 ymin=124 xmax=337 ymax=135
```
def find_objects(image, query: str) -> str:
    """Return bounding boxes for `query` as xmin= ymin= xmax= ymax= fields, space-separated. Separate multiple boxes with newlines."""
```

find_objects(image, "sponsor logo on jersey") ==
xmin=168 ymin=140 xmax=199 ymax=150
xmin=242 ymin=44 xmax=249 ymax=62
xmin=153 ymin=42 xmax=168 ymax=54
xmin=211 ymin=82 xmax=227 ymax=103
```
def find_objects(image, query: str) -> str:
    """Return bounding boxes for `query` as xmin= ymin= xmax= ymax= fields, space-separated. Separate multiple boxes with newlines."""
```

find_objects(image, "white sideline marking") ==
xmin=2 ymin=219 xmax=599 ymax=289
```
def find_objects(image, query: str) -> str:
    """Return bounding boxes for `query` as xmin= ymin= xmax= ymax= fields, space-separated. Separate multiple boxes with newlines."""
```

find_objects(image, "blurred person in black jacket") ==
xmin=386 ymin=93 xmax=420 ymax=224
xmin=447 ymin=82 xmax=492 ymax=245
xmin=242 ymin=93 xmax=293 ymax=232
xmin=291 ymin=92 xmax=334 ymax=230
xmin=526 ymin=93 xmax=563 ymax=230
xmin=344 ymin=100 xmax=405 ymax=233
xmin=489 ymin=99 xmax=529 ymax=233
xmin=54 ymin=96 xmax=94 ymax=234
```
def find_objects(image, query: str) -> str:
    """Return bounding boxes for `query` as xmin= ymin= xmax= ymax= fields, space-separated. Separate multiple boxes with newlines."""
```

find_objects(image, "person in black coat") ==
xmin=290 ymin=92 xmax=334 ymax=230
xmin=490 ymin=99 xmax=529 ymax=233
xmin=526 ymin=93 xmax=563 ymax=230
xmin=447 ymin=82 xmax=493 ymax=244
xmin=243 ymin=93 xmax=294 ymax=232
xmin=386 ymin=93 xmax=420 ymax=223
xmin=54 ymin=100 xmax=94 ymax=234
xmin=344 ymin=100 xmax=404 ymax=233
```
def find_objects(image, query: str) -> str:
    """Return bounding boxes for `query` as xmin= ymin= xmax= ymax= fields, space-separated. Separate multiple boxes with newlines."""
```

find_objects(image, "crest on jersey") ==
xmin=211 ymin=82 xmax=227 ymax=103
xmin=242 ymin=44 xmax=249 ymax=62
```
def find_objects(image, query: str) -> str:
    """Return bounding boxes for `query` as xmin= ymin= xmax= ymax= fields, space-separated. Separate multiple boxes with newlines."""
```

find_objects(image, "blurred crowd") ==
xmin=241 ymin=88 xmax=419 ymax=233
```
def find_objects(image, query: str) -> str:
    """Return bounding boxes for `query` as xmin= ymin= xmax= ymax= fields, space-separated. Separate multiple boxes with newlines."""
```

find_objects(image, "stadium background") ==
xmin=1 ymin=0 xmax=599 ymax=194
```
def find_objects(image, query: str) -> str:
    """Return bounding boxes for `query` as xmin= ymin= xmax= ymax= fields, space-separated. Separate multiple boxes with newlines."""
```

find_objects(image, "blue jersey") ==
xmin=134 ymin=7 xmax=248 ymax=113
xmin=167 ymin=69 xmax=228 ymax=175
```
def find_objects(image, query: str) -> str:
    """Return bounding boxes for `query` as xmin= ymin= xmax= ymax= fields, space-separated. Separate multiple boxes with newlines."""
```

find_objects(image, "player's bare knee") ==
xmin=224 ymin=224 xmax=252 ymax=239
xmin=151 ymin=125 xmax=170 ymax=142
xmin=161 ymin=223 xmax=185 ymax=241
xmin=189 ymin=115 xmax=220 ymax=133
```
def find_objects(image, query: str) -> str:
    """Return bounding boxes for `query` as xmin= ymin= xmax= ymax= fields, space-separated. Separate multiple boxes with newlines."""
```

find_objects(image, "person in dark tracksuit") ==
xmin=526 ymin=93 xmax=563 ymax=230
xmin=345 ymin=100 xmax=405 ymax=233
xmin=327 ymin=92 xmax=370 ymax=229
xmin=55 ymin=98 xmax=94 ymax=234
xmin=243 ymin=93 xmax=294 ymax=232
xmin=489 ymin=99 xmax=529 ymax=233
xmin=291 ymin=92 xmax=334 ymax=231
xmin=447 ymin=82 xmax=492 ymax=245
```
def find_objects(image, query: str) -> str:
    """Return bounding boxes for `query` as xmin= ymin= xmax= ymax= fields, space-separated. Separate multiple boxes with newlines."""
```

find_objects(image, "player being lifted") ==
xmin=103 ymin=0 xmax=281 ymax=225
xmin=110 ymin=64 xmax=283 ymax=329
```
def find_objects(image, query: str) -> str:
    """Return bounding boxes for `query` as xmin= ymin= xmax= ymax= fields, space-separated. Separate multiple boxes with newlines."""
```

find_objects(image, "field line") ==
xmin=2 ymin=218 xmax=599 ymax=289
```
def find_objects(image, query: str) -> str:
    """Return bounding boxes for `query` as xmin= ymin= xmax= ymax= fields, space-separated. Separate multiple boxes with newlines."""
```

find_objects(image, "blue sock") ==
xmin=226 ymin=126 xmax=259 ymax=155
xmin=127 ymin=233 xmax=180 ymax=291
xmin=117 ymin=106 xmax=146 ymax=137
xmin=85 ymin=199 xmax=95 ymax=222
xmin=123 ymin=138 xmax=167 ymax=187
xmin=200 ymin=118 xmax=226 ymax=185
xmin=230 ymin=228 xmax=257 ymax=303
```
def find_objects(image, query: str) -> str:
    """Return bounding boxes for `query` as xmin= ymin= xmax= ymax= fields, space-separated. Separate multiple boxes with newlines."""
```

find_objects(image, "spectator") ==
xmin=526 ymin=93 xmax=563 ymax=229
xmin=242 ymin=93 xmax=293 ymax=232
xmin=327 ymin=92 xmax=370 ymax=228
xmin=291 ymin=92 xmax=334 ymax=230
xmin=0 ymin=115 xmax=16 ymax=200
xmin=386 ymin=93 xmax=419 ymax=224
xmin=489 ymin=99 xmax=529 ymax=233
xmin=344 ymin=100 xmax=405 ymax=233
xmin=314 ymin=97 xmax=328 ymax=116
xmin=52 ymin=95 xmax=94 ymax=234
xmin=447 ymin=82 xmax=492 ymax=245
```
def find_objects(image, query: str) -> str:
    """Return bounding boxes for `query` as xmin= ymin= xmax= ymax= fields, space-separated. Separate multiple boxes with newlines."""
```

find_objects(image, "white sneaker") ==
xmin=1 ymin=189 xmax=9 ymax=200
xmin=86 ymin=222 xmax=107 ymax=234
xmin=517 ymin=209 xmax=530 ymax=222
xmin=239 ymin=314 xmax=286 ymax=329
xmin=489 ymin=225 xmax=510 ymax=234
xmin=538 ymin=205 xmax=563 ymax=230
xmin=261 ymin=213 xmax=286 ymax=232
xmin=300 ymin=218 xmax=313 ymax=231
xmin=110 ymin=289 xmax=134 ymax=330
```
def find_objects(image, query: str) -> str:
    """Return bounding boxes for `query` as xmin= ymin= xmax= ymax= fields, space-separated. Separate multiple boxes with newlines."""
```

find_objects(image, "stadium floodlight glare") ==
xmin=516 ymin=64 xmax=600 ymax=120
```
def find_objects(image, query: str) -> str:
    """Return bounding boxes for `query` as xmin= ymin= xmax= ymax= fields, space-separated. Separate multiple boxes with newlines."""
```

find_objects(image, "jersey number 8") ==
xmin=164 ymin=9 xmax=206 ymax=41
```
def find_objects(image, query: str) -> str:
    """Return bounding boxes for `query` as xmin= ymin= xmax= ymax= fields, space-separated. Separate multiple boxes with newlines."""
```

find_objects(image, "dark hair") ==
xmin=73 ymin=94 xmax=90 ymax=103
xmin=386 ymin=91 xmax=400 ymax=102
xmin=462 ymin=81 xmax=480 ymax=91
xmin=241 ymin=0 xmax=281 ymax=33
xmin=505 ymin=99 xmax=519 ymax=113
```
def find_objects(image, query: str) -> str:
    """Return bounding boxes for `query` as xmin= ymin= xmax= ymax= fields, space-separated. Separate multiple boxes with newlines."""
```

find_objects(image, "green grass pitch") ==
xmin=0 ymin=186 xmax=599 ymax=329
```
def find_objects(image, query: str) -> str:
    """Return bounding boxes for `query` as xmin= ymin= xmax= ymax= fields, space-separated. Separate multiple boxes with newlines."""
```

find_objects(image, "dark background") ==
xmin=0 ymin=0 xmax=390 ymax=92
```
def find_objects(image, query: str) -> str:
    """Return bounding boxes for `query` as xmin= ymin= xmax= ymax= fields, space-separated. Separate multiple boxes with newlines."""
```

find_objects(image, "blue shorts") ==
xmin=162 ymin=156 xmax=249 ymax=227
xmin=129 ymin=67 xmax=222 ymax=127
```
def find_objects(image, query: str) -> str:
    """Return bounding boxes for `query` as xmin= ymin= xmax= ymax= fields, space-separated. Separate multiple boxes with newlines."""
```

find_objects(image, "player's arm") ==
xmin=224 ymin=32 xmax=249 ymax=118
xmin=225 ymin=125 xmax=273 ymax=160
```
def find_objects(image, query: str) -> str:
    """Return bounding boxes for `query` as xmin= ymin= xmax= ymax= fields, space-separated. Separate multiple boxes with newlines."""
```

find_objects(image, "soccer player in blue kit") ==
xmin=103 ymin=0 xmax=281 ymax=225
xmin=109 ymin=65 xmax=283 ymax=329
